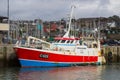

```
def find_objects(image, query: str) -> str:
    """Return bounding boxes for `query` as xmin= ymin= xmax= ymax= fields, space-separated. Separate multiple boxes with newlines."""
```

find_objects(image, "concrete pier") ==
xmin=0 ymin=44 xmax=20 ymax=67
xmin=102 ymin=46 xmax=120 ymax=64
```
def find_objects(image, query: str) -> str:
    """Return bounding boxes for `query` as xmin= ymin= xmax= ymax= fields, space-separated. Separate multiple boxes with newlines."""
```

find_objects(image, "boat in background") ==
xmin=13 ymin=6 xmax=104 ymax=67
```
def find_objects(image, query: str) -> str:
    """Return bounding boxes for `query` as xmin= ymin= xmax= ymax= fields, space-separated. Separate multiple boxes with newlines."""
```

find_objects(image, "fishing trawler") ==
xmin=13 ymin=6 xmax=103 ymax=67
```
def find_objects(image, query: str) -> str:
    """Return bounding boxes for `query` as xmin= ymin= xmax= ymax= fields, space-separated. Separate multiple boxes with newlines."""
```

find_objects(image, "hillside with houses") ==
xmin=0 ymin=15 xmax=120 ymax=45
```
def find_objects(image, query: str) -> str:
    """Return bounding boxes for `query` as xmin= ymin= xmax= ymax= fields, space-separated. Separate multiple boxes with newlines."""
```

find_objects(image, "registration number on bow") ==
xmin=39 ymin=54 xmax=49 ymax=59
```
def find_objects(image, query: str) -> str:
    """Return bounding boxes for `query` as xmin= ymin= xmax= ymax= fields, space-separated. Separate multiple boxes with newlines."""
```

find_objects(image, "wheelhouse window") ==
xmin=79 ymin=40 xmax=82 ymax=45
xmin=61 ymin=40 xmax=66 ymax=43
xmin=70 ymin=40 xmax=74 ymax=43
xmin=67 ymin=40 xmax=70 ymax=43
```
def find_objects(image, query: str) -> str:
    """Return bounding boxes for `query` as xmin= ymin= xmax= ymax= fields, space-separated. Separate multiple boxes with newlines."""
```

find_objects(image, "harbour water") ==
xmin=0 ymin=64 xmax=120 ymax=80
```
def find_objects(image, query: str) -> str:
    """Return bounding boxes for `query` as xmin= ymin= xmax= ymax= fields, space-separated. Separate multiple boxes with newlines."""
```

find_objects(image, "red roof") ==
xmin=51 ymin=23 xmax=57 ymax=31
xmin=54 ymin=37 xmax=80 ymax=40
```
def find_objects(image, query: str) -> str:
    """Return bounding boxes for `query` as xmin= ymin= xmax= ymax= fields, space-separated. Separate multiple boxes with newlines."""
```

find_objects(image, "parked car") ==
xmin=102 ymin=40 xmax=120 ymax=46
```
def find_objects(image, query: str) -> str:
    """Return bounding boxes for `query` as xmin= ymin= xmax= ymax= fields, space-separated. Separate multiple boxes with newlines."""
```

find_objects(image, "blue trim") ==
xmin=20 ymin=59 xmax=71 ymax=67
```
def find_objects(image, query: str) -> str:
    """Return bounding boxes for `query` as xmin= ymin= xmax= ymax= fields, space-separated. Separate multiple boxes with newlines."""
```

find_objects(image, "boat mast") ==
xmin=98 ymin=18 xmax=101 ymax=51
xmin=63 ymin=5 xmax=76 ymax=38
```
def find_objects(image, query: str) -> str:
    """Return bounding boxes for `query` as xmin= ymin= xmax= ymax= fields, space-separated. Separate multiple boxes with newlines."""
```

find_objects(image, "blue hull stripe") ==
xmin=19 ymin=59 xmax=72 ymax=67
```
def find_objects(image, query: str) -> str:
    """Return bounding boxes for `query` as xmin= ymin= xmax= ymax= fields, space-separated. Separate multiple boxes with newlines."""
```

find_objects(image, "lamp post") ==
xmin=7 ymin=0 xmax=9 ymax=20
xmin=7 ymin=0 xmax=10 ymax=43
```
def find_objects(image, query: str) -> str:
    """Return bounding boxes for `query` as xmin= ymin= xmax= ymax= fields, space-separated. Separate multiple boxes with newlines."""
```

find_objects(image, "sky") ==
xmin=0 ymin=0 xmax=120 ymax=21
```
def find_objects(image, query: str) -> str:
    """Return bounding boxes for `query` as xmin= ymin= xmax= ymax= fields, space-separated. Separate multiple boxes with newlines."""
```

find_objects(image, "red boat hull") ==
xmin=14 ymin=47 xmax=98 ymax=67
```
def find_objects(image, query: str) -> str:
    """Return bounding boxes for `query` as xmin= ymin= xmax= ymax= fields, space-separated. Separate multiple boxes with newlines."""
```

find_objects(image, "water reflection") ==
xmin=19 ymin=66 xmax=103 ymax=80
xmin=100 ymin=64 xmax=120 ymax=80
xmin=0 ymin=67 xmax=20 ymax=80
xmin=0 ymin=64 xmax=120 ymax=80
